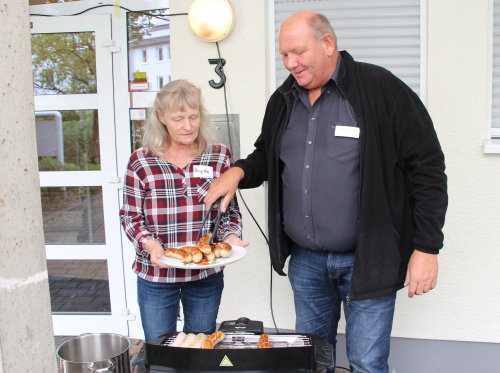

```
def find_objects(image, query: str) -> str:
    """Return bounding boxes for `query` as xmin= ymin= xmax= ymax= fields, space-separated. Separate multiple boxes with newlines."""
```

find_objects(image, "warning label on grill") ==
xmin=219 ymin=355 xmax=233 ymax=367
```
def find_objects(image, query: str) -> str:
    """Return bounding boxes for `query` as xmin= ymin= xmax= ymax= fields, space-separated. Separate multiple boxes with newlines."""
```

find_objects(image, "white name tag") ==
xmin=335 ymin=125 xmax=360 ymax=139
xmin=193 ymin=165 xmax=214 ymax=178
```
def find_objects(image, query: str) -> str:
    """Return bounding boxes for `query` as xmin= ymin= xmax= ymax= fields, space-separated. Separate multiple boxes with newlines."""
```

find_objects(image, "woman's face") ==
xmin=157 ymin=105 xmax=201 ymax=147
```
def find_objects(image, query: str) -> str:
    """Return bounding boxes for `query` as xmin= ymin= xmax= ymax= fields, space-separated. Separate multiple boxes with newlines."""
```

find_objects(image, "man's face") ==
xmin=279 ymin=22 xmax=333 ymax=90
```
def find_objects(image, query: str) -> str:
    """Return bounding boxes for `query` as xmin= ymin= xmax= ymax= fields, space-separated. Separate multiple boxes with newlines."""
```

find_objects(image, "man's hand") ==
xmin=204 ymin=167 xmax=244 ymax=212
xmin=224 ymin=233 xmax=250 ymax=248
xmin=145 ymin=239 xmax=169 ymax=268
xmin=404 ymin=250 xmax=438 ymax=298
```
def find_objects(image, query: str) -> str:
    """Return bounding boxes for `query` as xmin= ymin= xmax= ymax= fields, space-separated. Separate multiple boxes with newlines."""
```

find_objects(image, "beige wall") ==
xmin=17 ymin=0 xmax=500 ymax=350
xmin=173 ymin=0 xmax=500 ymax=344
xmin=392 ymin=0 xmax=500 ymax=343
xmin=170 ymin=0 xmax=296 ymax=329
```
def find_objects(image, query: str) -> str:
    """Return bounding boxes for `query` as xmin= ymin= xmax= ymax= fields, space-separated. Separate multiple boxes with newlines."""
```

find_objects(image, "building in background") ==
xmin=128 ymin=21 xmax=171 ymax=91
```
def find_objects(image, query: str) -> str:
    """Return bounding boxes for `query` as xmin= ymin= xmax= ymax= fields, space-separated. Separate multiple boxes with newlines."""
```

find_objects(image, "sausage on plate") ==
xmin=164 ymin=248 xmax=192 ymax=263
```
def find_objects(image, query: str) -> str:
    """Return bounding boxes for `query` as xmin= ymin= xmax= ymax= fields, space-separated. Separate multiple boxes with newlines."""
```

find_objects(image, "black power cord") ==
xmin=30 ymin=6 xmax=352 ymax=366
xmin=215 ymin=44 xmax=352 ymax=372
xmin=215 ymin=42 xmax=280 ymax=334
xmin=30 ymin=4 xmax=187 ymax=20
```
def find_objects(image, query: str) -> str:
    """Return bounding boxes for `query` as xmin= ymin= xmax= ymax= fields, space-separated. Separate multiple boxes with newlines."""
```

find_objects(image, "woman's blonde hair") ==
xmin=142 ymin=79 xmax=212 ymax=157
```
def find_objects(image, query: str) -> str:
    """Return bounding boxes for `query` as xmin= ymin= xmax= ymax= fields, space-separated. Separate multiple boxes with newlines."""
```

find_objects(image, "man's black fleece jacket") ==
xmin=234 ymin=51 xmax=448 ymax=300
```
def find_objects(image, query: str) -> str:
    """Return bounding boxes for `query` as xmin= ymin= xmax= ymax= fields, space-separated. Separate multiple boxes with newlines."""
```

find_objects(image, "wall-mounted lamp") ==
xmin=188 ymin=0 xmax=234 ymax=43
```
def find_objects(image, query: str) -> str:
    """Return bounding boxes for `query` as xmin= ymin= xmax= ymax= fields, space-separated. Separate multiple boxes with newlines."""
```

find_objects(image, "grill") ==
xmin=164 ymin=333 xmax=311 ymax=349
xmin=145 ymin=332 xmax=332 ymax=372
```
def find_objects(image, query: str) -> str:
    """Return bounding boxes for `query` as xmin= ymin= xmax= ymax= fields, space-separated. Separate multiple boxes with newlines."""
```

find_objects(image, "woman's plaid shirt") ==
xmin=120 ymin=143 xmax=243 ymax=283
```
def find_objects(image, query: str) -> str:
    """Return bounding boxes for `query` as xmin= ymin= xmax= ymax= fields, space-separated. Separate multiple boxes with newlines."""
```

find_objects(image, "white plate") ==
xmin=159 ymin=245 xmax=247 ymax=269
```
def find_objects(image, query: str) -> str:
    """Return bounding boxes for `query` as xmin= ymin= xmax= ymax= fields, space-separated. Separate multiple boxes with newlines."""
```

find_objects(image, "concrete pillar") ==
xmin=0 ymin=1 xmax=57 ymax=372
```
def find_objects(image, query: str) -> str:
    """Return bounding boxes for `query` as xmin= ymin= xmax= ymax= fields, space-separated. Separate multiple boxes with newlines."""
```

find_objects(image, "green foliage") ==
xmin=128 ymin=10 xmax=168 ymax=42
xmin=31 ymin=32 xmax=96 ymax=95
xmin=30 ymin=9 xmax=168 ymax=95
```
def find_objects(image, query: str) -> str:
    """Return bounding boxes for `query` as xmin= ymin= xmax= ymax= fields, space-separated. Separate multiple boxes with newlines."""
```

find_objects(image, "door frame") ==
xmin=30 ymin=0 xmax=169 ymax=338
xmin=31 ymin=13 xmax=128 ymax=336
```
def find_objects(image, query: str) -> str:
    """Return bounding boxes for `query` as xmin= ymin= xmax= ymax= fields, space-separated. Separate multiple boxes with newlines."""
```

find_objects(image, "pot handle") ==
xmin=89 ymin=359 xmax=115 ymax=372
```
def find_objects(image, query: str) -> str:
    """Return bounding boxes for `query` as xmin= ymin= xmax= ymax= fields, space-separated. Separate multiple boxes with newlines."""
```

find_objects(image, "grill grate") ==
xmin=163 ymin=333 xmax=311 ymax=349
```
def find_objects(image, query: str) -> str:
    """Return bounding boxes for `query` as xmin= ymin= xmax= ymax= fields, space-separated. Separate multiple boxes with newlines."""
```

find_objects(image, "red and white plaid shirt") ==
xmin=120 ymin=143 xmax=242 ymax=283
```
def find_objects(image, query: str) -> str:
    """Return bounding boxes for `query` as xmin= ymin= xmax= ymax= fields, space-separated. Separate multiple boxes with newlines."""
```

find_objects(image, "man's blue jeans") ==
xmin=137 ymin=272 xmax=224 ymax=341
xmin=288 ymin=246 xmax=396 ymax=373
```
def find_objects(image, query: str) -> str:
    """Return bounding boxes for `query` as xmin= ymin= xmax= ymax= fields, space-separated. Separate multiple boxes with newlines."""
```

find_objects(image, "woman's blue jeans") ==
xmin=289 ymin=246 xmax=396 ymax=373
xmin=137 ymin=271 xmax=224 ymax=341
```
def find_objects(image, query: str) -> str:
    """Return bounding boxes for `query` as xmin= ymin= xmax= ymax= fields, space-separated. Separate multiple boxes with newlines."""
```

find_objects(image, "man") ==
xmin=205 ymin=10 xmax=447 ymax=373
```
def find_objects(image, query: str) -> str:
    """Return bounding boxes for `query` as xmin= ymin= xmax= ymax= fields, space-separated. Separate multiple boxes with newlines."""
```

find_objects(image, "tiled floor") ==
xmin=47 ymin=260 xmax=111 ymax=313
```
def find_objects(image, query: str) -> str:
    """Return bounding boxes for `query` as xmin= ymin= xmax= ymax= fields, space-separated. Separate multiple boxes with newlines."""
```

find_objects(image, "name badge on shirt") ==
xmin=193 ymin=165 xmax=214 ymax=179
xmin=335 ymin=125 xmax=360 ymax=139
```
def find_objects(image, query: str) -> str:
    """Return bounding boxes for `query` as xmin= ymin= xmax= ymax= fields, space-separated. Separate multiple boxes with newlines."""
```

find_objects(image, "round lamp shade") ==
xmin=188 ymin=0 xmax=234 ymax=42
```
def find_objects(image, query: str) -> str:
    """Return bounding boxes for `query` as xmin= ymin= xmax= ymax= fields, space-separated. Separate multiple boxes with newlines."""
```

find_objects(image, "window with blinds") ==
xmin=274 ymin=0 xmax=423 ymax=97
xmin=492 ymin=0 xmax=500 ymax=137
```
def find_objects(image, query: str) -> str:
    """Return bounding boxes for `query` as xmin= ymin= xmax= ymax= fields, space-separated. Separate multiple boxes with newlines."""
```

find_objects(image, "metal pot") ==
xmin=57 ymin=333 xmax=130 ymax=373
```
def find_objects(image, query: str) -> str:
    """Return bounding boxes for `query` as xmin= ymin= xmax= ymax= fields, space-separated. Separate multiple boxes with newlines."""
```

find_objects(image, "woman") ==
xmin=120 ymin=80 xmax=248 ymax=341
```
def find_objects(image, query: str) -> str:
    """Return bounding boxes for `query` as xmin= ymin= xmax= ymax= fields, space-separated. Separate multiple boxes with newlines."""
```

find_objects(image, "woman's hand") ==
xmin=145 ymin=239 xmax=170 ymax=268
xmin=224 ymin=233 xmax=249 ymax=248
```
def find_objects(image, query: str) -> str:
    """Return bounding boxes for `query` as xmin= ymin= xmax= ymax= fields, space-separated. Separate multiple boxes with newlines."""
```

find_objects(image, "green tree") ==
xmin=30 ymin=10 xmax=168 ymax=94
xmin=31 ymin=32 xmax=96 ymax=95
xmin=128 ymin=10 xmax=168 ymax=42
xmin=30 ymin=7 xmax=168 ymax=168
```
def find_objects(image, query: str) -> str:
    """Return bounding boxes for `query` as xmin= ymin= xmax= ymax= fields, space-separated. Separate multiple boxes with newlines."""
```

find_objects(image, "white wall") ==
xmin=170 ymin=0 xmax=296 ymax=330
xmin=170 ymin=0 xmax=500 ymax=344
xmin=392 ymin=0 xmax=500 ymax=343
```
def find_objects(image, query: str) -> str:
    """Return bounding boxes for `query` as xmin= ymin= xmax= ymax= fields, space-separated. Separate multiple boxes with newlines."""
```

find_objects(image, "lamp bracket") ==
xmin=208 ymin=58 xmax=226 ymax=89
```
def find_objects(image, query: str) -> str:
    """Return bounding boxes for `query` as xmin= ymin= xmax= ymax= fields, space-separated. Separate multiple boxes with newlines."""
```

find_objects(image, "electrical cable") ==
xmin=29 ymin=0 xmax=279 ymax=332
xmin=30 ymin=4 xmax=187 ymax=20
xmin=215 ymin=42 xmax=280 ymax=333
xmin=217 ymin=44 xmax=353 ymax=373
xmin=30 ymin=5 xmax=352 ymax=365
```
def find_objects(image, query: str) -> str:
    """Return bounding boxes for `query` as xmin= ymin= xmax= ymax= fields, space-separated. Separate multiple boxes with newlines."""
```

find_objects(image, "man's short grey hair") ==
xmin=310 ymin=13 xmax=337 ymax=47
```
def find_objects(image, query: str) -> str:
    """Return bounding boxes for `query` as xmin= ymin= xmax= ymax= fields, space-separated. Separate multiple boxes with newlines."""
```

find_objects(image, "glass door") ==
xmin=112 ymin=5 xmax=172 ymax=339
xmin=31 ymin=14 xmax=128 ymax=335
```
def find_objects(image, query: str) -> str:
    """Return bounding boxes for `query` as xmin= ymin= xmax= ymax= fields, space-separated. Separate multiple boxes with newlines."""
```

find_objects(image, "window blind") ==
xmin=493 ymin=0 xmax=500 ymax=134
xmin=274 ymin=0 xmax=422 ymax=96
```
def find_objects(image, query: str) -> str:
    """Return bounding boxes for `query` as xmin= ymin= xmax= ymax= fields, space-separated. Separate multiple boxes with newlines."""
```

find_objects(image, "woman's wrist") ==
xmin=223 ymin=232 xmax=239 ymax=241
xmin=144 ymin=238 xmax=159 ymax=254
